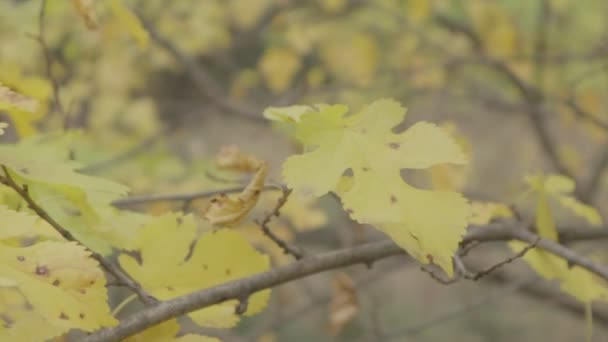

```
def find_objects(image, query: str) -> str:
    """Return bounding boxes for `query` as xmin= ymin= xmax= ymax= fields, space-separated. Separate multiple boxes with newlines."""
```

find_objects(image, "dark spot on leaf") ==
xmin=225 ymin=269 xmax=232 ymax=276
xmin=122 ymin=250 xmax=142 ymax=266
xmin=52 ymin=279 xmax=60 ymax=286
xmin=361 ymin=128 xmax=367 ymax=134
xmin=79 ymin=313 xmax=85 ymax=319
xmin=183 ymin=239 xmax=197 ymax=262
xmin=59 ymin=312 xmax=69 ymax=320
xmin=19 ymin=168 xmax=28 ymax=174
xmin=35 ymin=265 xmax=49 ymax=276
xmin=0 ymin=314 xmax=13 ymax=328
xmin=426 ymin=254 xmax=434 ymax=263
xmin=17 ymin=256 xmax=25 ymax=261
xmin=390 ymin=195 xmax=398 ymax=204
xmin=176 ymin=217 xmax=183 ymax=225
xmin=202 ymin=264 xmax=208 ymax=270
xmin=362 ymin=167 xmax=369 ymax=172
xmin=166 ymin=286 xmax=174 ymax=291
xmin=65 ymin=207 xmax=82 ymax=217
xmin=78 ymin=289 xmax=86 ymax=295
xmin=389 ymin=142 xmax=400 ymax=149
xmin=89 ymin=279 xmax=96 ymax=285
xmin=409 ymin=233 xmax=419 ymax=242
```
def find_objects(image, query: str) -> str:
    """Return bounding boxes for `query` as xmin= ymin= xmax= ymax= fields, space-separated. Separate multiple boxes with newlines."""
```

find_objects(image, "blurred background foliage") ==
xmin=2 ymin=0 xmax=608 ymax=340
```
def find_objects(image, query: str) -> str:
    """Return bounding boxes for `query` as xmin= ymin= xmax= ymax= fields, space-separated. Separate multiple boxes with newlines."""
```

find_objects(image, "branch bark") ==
xmin=83 ymin=222 xmax=608 ymax=341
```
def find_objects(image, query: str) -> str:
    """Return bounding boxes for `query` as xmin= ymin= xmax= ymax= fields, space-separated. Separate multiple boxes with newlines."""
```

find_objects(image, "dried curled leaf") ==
xmin=215 ymin=145 xmax=261 ymax=172
xmin=204 ymin=146 xmax=267 ymax=226
xmin=0 ymin=82 xmax=38 ymax=113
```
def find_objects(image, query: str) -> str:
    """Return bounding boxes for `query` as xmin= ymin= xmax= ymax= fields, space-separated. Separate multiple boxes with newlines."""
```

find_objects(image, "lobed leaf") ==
xmin=278 ymin=98 xmax=470 ymax=276
xmin=119 ymin=213 xmax=271 ymax=328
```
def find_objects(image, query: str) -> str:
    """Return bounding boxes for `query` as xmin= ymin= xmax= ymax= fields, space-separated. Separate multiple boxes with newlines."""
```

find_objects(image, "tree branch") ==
xmin=434 ymin=14 xmax=573 ymax=179
xmin=83 ymin=222 xmax=608 ymax=341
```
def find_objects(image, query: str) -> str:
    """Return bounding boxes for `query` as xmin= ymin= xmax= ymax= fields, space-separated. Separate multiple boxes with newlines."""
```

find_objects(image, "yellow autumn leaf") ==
xmin=510 ymin=173 xmax=608 ymax=304
xmin=119 ymin=214 xmax=271 ymax=328
xmin=319 ymin=31 xmax=379 ymax=87
xmin=469 ymin=201 xmax=513 ymax=225
xmin=109 ymin=0 xmax=149 ymax=48
xmin=0 ymin=211 xmax=116 ymax=341
xmin=428 ymin=122 xmax=471 ymax=191
xmin=71 ymin=0 xmax=98 ymax=29
xmin=468 ymin=1 xmax=518 ymax=56
xmin=0 ymin=134 xmax=135 ymax=253
xmin=526 ymin=173 xmax=602 ymax=227
xmin=125 ymin=319 xmax=219 ymax=342
xmin=0 ymin=205 xmax=60 ymax=242
xmin=279 ymin=99 xmax=470 ymax=276
xmin=318 ymin=0 xmax=347 ymax=13
xmin=263 ymin=105 xmax=313 ymax=123
xmin=406 ymin=0 xmax=433 ymax=24
xmin=229 ymin=0 xmax=272 ymax=30
xmin=258 ymin=47 xmax=302 ymax=94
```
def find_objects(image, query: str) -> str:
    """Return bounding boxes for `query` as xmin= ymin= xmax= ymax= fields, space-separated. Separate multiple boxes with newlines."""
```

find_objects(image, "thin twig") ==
xmin=254 ymin=186 xmax=304 ymax=259
xmin=435 ymin=15 xmax=573 ymax=179
xmin=0 ymin=166 xmax=157 ymax=305
xmin=112 ymin=184 xmax=278 ymax=207
xmin=420 ymin=265 xmax=459 ymax=285
xmin=467 ymin=236 xmax=540 ymax=281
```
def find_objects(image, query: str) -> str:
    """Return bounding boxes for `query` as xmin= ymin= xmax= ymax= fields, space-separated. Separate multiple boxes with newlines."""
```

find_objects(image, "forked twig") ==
xmin=254 ymin=185 xmax=304 ymax=259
